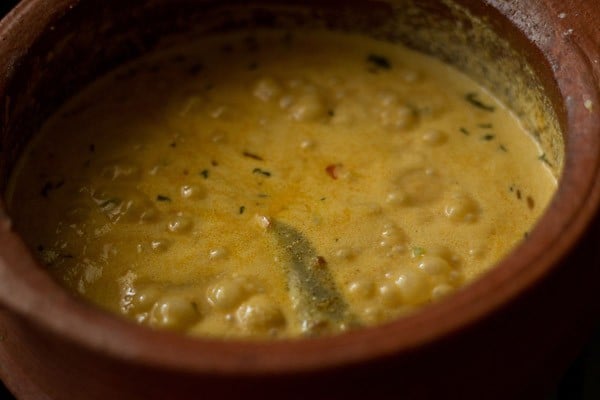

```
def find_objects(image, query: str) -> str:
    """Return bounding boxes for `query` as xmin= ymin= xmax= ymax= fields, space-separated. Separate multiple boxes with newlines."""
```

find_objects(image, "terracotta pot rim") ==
xmin=0 ymin=0 xmax=599 ymax=376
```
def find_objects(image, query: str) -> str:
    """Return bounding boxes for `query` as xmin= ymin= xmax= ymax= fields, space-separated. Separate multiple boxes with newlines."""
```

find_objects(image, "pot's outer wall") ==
xmin=0 ymin=0 xmax=598 ymax=399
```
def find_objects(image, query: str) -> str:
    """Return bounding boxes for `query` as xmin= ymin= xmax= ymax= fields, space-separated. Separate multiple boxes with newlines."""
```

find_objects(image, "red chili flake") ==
xmin=312 ymin=256 xmax=328 ymax=269
xmin=325 ymin=163 xmax=343 ymax=179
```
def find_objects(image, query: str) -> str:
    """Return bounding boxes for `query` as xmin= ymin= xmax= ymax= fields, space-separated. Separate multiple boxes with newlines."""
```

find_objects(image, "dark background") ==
xmin=0 ymin=0 xmax=598 ymax=398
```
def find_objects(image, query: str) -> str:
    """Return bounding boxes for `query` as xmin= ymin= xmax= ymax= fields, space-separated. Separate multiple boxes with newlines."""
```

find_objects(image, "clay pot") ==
xmin=0 ymin=1 xmax=598 ymax=399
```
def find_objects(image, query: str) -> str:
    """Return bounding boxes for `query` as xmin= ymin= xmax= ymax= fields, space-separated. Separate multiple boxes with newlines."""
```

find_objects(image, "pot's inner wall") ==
xmin=0 ymin=0 xmax=562 ymax=195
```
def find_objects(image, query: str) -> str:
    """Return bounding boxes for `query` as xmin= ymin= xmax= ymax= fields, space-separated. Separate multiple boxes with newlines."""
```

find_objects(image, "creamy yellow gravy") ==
xmin=7 ymin=31 xmax=556 ymax=339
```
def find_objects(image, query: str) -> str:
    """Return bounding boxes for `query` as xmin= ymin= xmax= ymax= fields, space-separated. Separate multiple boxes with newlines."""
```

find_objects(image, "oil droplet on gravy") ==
xmin=6 ymin=31 xmax=557 ymax=339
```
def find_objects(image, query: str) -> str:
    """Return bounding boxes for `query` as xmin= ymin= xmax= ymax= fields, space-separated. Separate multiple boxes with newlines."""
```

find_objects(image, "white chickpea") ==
xmin=360 ymin=306 xmax=386 ymax=325
xmin=253 ymin=77 xmax=282 ymax=102
xmin=421 ymin=129 xmax=447 ymax=145
xmin=347 ymin=279 xmax=375 ymax=299
xmin=236 ymin=295 xmax=286 ymax=332
xmin=417 ymin=256 xmax=452 ymax=276
xmin=431 ymin=283 xmax=454 ymax=300
xmin=206 ymin=277 xmax=254 ymax=310
xmin=394 ymin=269 xmax=431 ymax=305
xmin=395 ymin=168 xmax=443 ymax=205
xmin=335 ymin=247 xmax=356 ymax=260
xmin=131 ymin=284 xmax=163 ymax=311
xmin=378 ymin=282 xmax=403 ymax=307
xmin=444 ymin=193 xmax=480 ymax=222
xmin=385 ymin=191 xmax=409 ymax=207
xmin=379 ymin=223 xmax=406 ymax=248
xmin=149 ymin=294 xmax=200 ymax=330
xmin=379 ymin=105 xmax=416 ymax=130
xmin=289 ymin=93 xmax=326 ymax=122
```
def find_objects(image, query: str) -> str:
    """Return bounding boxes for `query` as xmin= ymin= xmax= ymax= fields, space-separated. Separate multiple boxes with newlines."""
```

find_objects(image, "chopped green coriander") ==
xmin=367 ymin=54 xmax=392 ymax=70
xmin=243 ymin=151 xmax=264 ymax=161
xmin=465 ymin=93 xmax=495 ymax=112
xmin=538 ymin=153 xmax=553 ymax=167
xmin=253 ymin=168 xmax=271 ymax=177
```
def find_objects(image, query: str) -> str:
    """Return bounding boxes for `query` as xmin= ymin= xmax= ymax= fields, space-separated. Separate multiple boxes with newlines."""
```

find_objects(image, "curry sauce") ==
xmin=6 ymin=31 xmax=557 ymax=339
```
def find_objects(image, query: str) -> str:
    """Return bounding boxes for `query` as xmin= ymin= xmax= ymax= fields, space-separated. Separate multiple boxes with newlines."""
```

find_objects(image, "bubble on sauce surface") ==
xmin=180 ymin=184 xmax=206 ymax=199
xmin=166 ymin=214 xmax=194 ymax=233
xmin=208 ymin=247 xmax=228 ymax=260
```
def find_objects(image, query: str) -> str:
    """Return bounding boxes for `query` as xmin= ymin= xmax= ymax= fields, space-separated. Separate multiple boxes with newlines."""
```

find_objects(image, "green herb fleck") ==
xmin=40 ymin=179 xmax=65 ymax=198
xmin=243 ymin=151 xmax=264 ymax=161
xmin=478 ymin=123 xmax=493 ymax=129
xmin=526 ymin=196 xmax=535 ymax=209
xmin=460 ymin=127 xmax=470 ymax=136
xmin=482 ymin=134 xmax=495 ymax=141
xmin=367 ymin=54 xmax=392 ymax=70
xmin=499 ymin=144 xmax=508 ymax=152
xmin=257 ymin=193 xmax=269 ymax=198
xmin=156 ymin=195 xmax=171 ymax=202
xmin=239 ymin=206 xmax=246 ymax=214
xmin=538 ymin=153 xmax=553 ymax=167
xmin=412 ymin=247 xmax=426 ymax=258
xmin=465 ymin=93 xmax=495 ymax=112
xmin=253 ymin=168 xmax=271 ymax=177
xmin=200 ymin=169 xmax=210 ymax=179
